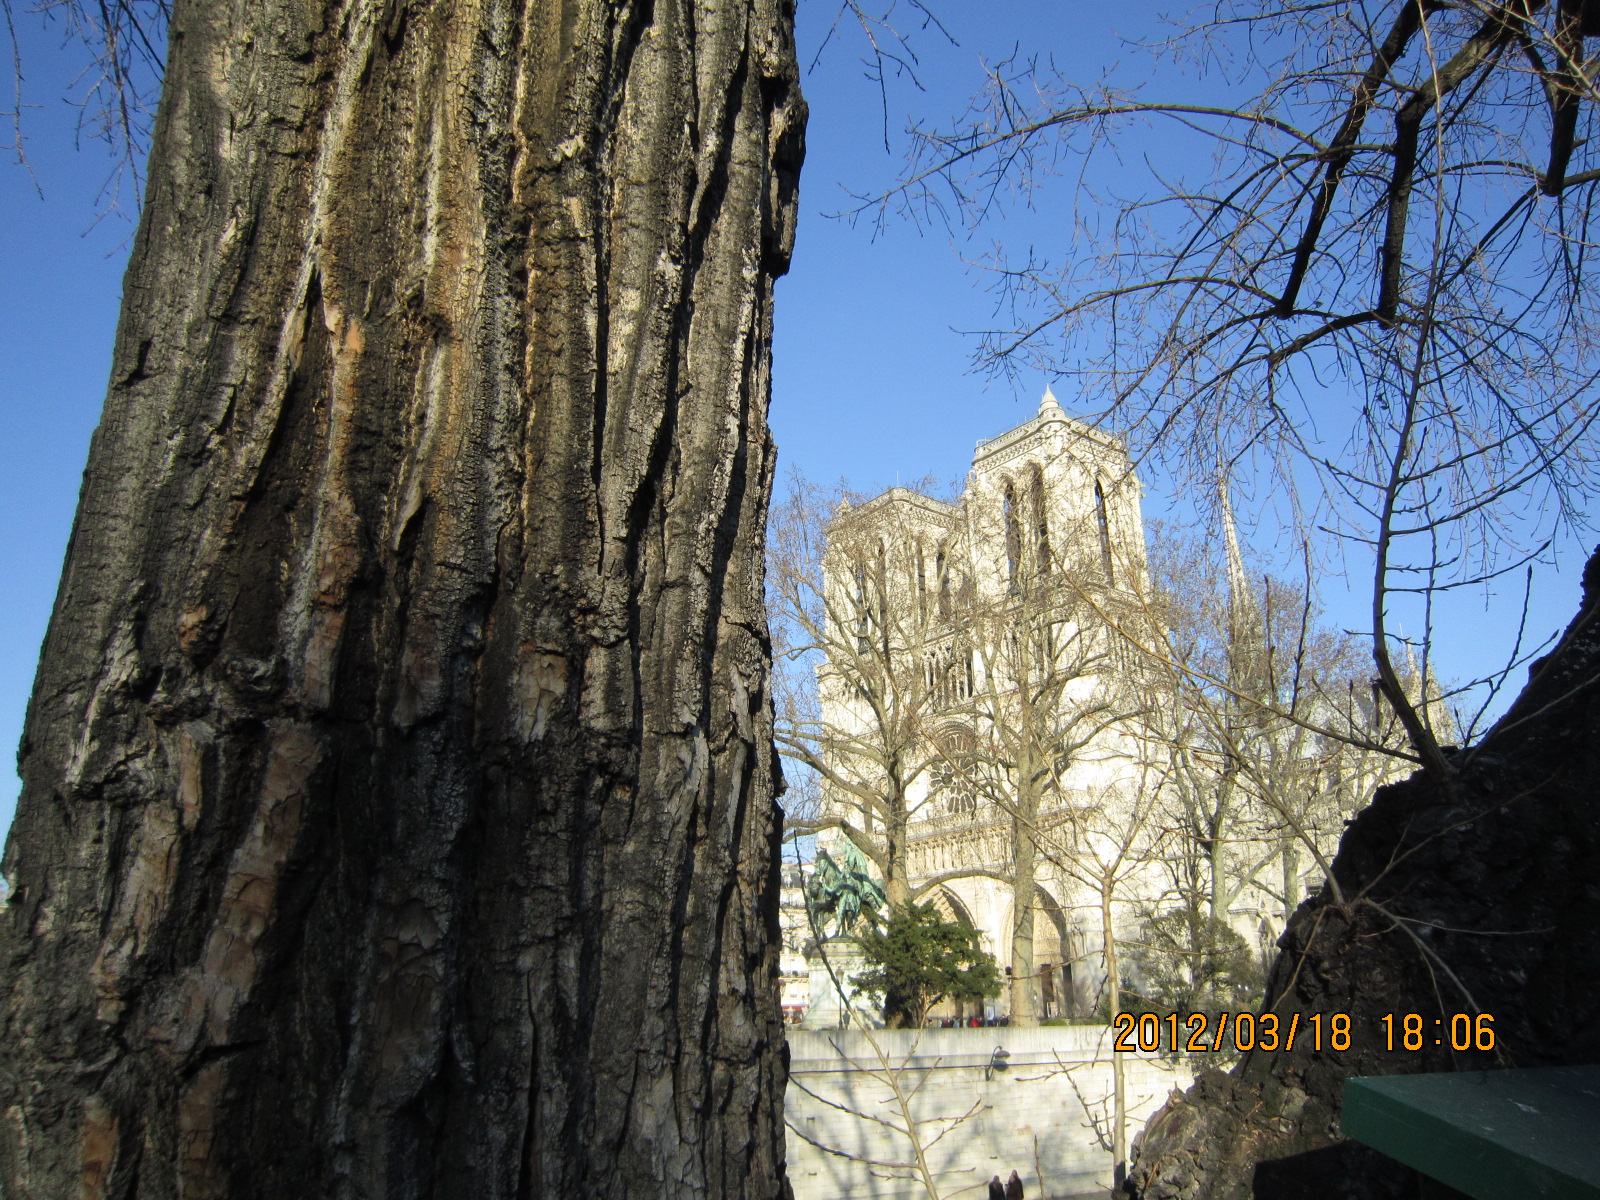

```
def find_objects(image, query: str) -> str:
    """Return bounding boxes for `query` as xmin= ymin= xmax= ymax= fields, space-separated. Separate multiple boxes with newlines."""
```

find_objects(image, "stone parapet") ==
xmin=785 ymin=1026 xmax=1192 ymax=1200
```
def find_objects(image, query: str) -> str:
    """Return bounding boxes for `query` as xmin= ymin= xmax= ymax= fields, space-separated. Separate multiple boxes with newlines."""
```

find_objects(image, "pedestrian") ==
xmin=988 ymin=1175 xmax=1005 ymax=1200
xmin=1005 ymin=1169 xmax=1024 ymax=1199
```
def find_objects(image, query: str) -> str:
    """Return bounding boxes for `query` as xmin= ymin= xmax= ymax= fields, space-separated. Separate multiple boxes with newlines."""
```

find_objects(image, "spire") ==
xmin=1218 ymin=467 xmax=1262 ymax=695
xmin=1220 ymin=474 xmax=1250 ymax=620
xmin=1039 ymin=384 xmax=1065 ymax=420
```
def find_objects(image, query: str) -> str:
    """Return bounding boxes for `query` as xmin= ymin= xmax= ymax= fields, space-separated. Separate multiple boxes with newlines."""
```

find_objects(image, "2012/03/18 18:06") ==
xmin=1112 ymin=1011 xmax=1496 ymax=1053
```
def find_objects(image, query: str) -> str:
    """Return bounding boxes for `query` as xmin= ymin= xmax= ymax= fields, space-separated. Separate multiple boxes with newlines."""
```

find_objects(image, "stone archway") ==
xmin=1032 ymin=885 xmax=1080 ymax=1018
xmin=929 ymin=886 xmax=977 ymax=931
xmin=926 ymin=887 xmax=985 ymax=1023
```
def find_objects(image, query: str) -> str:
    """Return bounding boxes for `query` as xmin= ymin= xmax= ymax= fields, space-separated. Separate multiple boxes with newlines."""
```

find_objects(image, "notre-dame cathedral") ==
xmin=790 ymin=389 xmax=1408 ymax=1028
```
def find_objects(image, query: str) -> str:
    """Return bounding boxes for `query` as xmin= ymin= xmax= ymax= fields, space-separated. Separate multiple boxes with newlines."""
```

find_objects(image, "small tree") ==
xmin=852 ymin=902 xmax=1001 ymax=1028
xmin=1126 ymin=904 xmax=1263 ymax=1017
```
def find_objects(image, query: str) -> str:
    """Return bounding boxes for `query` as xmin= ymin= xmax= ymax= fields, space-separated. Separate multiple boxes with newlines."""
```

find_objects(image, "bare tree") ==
xmin=769 ymin=475 xmax=966 ymax=907
xmin=869 ymin=0 xmax=1600 ymax=778
xmin=935 ymin=548 xmax=1147 ymax=1027
xmin=1125 ymin=525 xmax=1426 ymax=1009
xmin=3 ymin=0 xmax=169 ymax=209
xmin=1012 ymin=760 xmax=1175 ymax=1188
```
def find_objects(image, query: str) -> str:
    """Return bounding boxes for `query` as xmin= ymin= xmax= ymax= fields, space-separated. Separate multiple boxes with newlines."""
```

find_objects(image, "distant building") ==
xmin=794 ymin=390 xmax=1419 ymax=1028
xmin=807 ymin=389 xmax=1164 ymax=1025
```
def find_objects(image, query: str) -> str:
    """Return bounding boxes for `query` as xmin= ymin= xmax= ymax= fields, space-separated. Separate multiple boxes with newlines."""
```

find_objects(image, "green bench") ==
xmin=1343 ymin=1065 xmax=1600 ymax=1199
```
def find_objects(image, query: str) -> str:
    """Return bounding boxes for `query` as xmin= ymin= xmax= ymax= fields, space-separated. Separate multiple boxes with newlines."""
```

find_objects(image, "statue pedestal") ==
xmin=802 ymin=940 xmax=876 ymax=1030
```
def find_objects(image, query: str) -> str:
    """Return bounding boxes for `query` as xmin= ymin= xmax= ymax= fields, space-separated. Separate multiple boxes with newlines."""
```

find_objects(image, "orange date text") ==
xmin=1112 ymin=1011 xmax=1496 ymax=1053
xmin=1112 ymin=1011 xmax=1350 ymax=1053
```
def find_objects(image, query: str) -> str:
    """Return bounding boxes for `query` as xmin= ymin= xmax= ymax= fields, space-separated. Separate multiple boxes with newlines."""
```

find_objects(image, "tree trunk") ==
xmin=0 ymin=2 xmax=804 ymax=1198
xmin=1280 ymin=837 xmax=1300 ymax=927
xmin=885 ymin=778 xmax=910 ymax=909
xmin=1009 ymin=805 xmax=1039 ymax=1027
xmin=1102 ymin=877 xmax=1127 ymax=1190
xmin=1207 ymin=812 xmax=1226 ymax=930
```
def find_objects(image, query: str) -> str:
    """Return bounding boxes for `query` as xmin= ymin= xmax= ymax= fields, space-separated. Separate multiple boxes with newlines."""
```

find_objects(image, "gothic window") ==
xmin=1094 ymin=479 xmax=1114 ymax=583
xmin=874 ymin=540 xmax=889 ymax=636
xmin=1029 ymin=462 xmax=1051 ymax=575
xmin=928 ymin=649 xmax=947 ymax=707
xmin=932 ymin=727 xmax=978 ymax=817
xmin=924 ymin=644 xmax=976 ymax=707
xmin=936 ymin=542 xmax=951 ymax=617
xmin=853 ymin=561 xmax=869 ymax=652
xmin=1003 ymin=479 xmax=1021 ymax=592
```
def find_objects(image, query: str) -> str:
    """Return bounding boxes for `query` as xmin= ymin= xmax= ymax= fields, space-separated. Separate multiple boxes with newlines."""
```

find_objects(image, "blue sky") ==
xmin=1 ymin=15 xmax=136 ymax=843
xmin=2 ymin=4 xmax=1594 ymax=841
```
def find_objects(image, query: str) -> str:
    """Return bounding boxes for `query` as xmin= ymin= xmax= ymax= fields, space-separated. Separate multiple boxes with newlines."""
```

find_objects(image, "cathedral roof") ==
xmin=971 ymin=386 xmax=1126 ymax=473
xmin=833 ymin=485 xmax=959 ymax=532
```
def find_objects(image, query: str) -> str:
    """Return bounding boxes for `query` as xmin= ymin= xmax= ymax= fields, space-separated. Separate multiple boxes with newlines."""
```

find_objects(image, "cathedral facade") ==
xmin=807 ymin=390 xmax=1172 ymax=1025
xmin=796 ymin=391 xmax=1423 ymax=1029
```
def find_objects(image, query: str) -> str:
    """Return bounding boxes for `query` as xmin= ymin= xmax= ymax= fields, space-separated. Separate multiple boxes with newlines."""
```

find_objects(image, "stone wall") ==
xmin=786 ymin=1026 xmax=1192 ymax=1200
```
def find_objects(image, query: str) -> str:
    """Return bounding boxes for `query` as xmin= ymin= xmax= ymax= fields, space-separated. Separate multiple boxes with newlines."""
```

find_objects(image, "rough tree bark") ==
xmin=1125 ymin=548 xmax=1600 ymax=1199
xmin=0 ymin=1 xmax=804 ymax=1197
